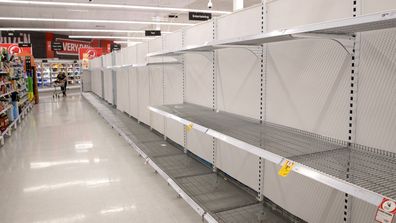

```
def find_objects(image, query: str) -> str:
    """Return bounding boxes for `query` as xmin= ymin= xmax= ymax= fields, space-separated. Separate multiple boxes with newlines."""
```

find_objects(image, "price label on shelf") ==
xmin=375 ymin=198 xmax=396 ymax=223
xmin=185 ymin=123 xmax=193 ymax=132
xmin=278 ymin=160 xmax=295 ymax=177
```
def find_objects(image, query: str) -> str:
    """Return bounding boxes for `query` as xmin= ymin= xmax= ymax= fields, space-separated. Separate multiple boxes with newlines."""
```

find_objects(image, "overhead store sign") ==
xmin=2 ymin=31 xmax=20 ymax=38
xmin=145 ymin=30 xmax=161 ymax=36
xmin=189 ymin=12 xmax=212 ymax=21
xmin=111 ymin=43 xmax=121 ymax=52
xmin=0 ymin=43 xmax=32 ymax=55
xmin=51 ymin=41 xmax=64 ymax=51
xmin=78 ymin=47 xmax=103 ymax=60
xmin=79 ymin=47 xmax=103 ymax=70
xmin=54 ymin=38 xmax=92 ymax=56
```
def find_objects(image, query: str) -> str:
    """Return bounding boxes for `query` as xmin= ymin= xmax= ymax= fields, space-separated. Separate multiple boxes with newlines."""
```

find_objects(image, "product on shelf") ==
xmin=0 ymin=115 xmax=9 ymax=132
xmin=37 ymin=60 xmax=81 ymax=88
xmin=0 ymin=47 xmax=30 ymax=131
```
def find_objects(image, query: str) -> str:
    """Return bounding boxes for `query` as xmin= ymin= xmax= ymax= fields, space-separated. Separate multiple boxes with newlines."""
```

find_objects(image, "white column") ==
xmin=233 ymin=0 xmax=244 ymax=11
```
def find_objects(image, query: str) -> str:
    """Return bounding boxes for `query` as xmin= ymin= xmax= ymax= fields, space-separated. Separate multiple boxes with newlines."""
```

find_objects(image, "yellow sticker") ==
xmin=185 ymin=123 xmax=193 ymax=132
xmin=278 ymin=160 xmax=295 ymax=177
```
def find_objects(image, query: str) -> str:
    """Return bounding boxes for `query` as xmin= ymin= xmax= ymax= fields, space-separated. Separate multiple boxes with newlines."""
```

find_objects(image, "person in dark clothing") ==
xmin=56 ymin=72 xmax=67 ymax=96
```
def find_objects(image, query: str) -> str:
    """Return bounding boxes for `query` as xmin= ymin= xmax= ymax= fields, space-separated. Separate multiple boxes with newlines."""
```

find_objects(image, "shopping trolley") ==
xmin=52 ymin=80 xmax=65 ymax=98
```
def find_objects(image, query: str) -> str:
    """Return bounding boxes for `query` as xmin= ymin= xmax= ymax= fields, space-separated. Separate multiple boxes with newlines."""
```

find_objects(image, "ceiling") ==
xmin=0 ymin=0 xmax=261 ymax=39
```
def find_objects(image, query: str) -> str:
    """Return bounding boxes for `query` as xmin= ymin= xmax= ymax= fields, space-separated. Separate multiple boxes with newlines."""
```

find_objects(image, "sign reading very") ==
xmin=189 ymin=12 xmax=212 ymax=21
xmin=0 ymin=43 xmax=32 ymax=55
xmin=55 ymin=38 xmax=92 ymax=56
xmin=145 ymin=30 xmax=161 ymax=36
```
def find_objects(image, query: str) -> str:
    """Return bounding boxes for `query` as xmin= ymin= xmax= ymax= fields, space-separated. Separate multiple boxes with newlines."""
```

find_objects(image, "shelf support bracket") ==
xmin=291 ymin=33 xmax=355 ymax=55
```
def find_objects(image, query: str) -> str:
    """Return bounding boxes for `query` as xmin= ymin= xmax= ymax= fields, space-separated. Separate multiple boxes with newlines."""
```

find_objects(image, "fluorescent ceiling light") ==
xmin=0 ymin=0 xmax=231 ymax=15
xmin=0 ymin=17 xmax=194 ymax=26
xmin=67 ymin=9 xmax=89 ymax=12
xmin=114 ymin=41 xmax=142 ymax=44
xmin=69 ymin=36 xmax=155 ymax=40
xmin=0 ymin=27 xmax=171 ymax=34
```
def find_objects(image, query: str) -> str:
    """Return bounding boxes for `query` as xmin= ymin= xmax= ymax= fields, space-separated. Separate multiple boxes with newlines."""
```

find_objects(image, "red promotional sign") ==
xmin=54 ymin=38 xmax=92 ymax=56
xmin=78 ymin=47 xmax=103 ymax=60
xmin=0 ymin=43 xmax=32 ymax=55
xmin=376 ymin=198 xmax=396 ymax=223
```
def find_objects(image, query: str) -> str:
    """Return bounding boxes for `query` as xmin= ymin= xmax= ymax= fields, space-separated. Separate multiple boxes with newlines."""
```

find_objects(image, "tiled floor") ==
xmin=0 ymin=94 xmax=200 ymax=223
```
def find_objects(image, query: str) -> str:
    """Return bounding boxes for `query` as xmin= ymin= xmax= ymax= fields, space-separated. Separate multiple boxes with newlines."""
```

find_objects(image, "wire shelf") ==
xmin=154 ymin=103 xmax=346 ymax=158
xmin=215 ymin=203 xmax=290 ymax=223
xmin=137 ymin=140 xmax=183 ymax=158
xmin=176 ymin=173 xmax=258 ymax=213
xmin=83 ymin=93 xmax=303 ymax=222
xmin=152 ymin=154 xmax=212 ymax=179
xmin=150 ymin=103 xmax=396 ymax=204
xmin=293 ymin=147 xmax=396 ymax=199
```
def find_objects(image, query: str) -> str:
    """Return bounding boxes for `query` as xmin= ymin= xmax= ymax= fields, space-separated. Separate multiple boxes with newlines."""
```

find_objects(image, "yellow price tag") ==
xmin=278 ymin=160 xmax=295 ymax=177
xmin=185 ymin=123 xmax=193 ymax=132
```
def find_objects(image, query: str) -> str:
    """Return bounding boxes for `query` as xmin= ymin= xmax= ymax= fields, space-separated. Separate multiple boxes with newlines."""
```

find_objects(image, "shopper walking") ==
xmin=56 ymin=72 xmax=67 ymax=96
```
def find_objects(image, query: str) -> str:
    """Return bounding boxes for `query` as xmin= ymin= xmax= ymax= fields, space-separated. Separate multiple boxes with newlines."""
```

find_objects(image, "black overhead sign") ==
xmin=2 ymin=31 xmax=19 ymax=37
xmin=189 ymin=12 xmax=212 ymax=21
xmin=18 ymin=43 xmax=32 ymax=47
xmin=145 ymin=30 xmax=161 ymax=36
xmin=25 ymin=56 xmax=32 ymax=74
xmin=111 ymin=43 xmax=121 ymax=52
xmin=51 ymin=41 xmax=63 ymax=51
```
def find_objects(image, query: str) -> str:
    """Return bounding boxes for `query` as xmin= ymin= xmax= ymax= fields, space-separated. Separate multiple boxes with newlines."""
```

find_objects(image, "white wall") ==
xmin=164 ymin=65 xmax=184 ymax=146
xmin=137 ymin=67 xmax=150 ymax=125
xmin=128 ymin=68 xmax=139 ymax=118
xmin=103 ymin=69 xmax=113 ymax=104
xmin=148 ymin=38 xmax=165 ymax=134
xmin=149 ymin=66 xmax=165 ymax=134
xmin=116 ymin=68 xmax=129 ymax=113
xmin=265 ymin=0 xmax=353 ymax=31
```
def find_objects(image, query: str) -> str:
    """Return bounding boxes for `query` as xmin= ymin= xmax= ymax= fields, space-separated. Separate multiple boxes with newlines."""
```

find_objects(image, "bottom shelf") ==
xmin=83 ymin=92 xmax=303 ymax=223
xmin=0 ymin=102 xmax=33 ymax=144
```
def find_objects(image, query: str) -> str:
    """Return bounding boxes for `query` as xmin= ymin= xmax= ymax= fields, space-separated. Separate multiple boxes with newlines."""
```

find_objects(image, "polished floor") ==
xmin=0 ymin=93 xmax=200 ymax=223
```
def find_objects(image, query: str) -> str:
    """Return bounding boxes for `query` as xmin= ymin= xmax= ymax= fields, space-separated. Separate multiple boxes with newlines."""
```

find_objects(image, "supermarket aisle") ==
xmin=0 ymin=94 xmax=200 ymax=223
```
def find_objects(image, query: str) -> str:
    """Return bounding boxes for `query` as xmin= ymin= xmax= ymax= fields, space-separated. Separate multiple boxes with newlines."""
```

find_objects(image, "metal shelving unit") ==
xmin=0 ymin=102 xmax=33 ymax=145
xmin=83 ymin=92 xmax=301 ymax=223
xmin=148 ymin=10 xmax=396 ymax=57
xmin=85 ymin=6 xmax=396 ymax=222
xmin=148 ymin=103 xmax=396 ymax=207
xmin=141 ymin=9 xmax=396 ymax=209
xmin=0 ymin=91 xmax=14 ymax=98
xmin=0 ymin=105 xmax=12 ymax=116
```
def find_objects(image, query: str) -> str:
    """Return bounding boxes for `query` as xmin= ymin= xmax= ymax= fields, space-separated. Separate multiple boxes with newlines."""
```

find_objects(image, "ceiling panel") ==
xmin=0 ymin=0 xmax=260 ymax=36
